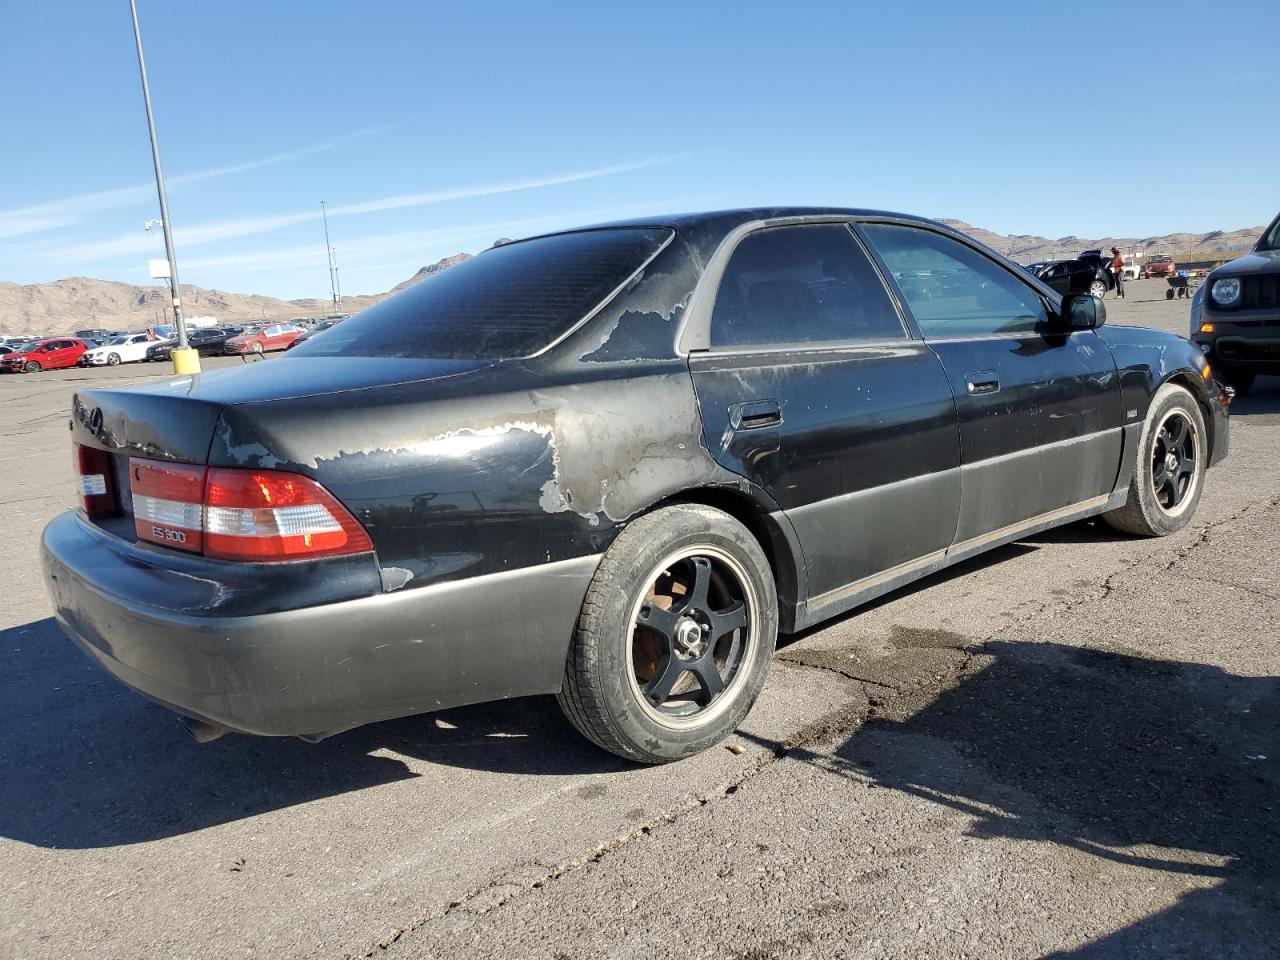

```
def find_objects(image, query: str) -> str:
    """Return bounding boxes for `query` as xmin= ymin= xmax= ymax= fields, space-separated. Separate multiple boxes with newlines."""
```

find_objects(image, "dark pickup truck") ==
xmin=1192 ymin=210 xmax=1280 ymax=394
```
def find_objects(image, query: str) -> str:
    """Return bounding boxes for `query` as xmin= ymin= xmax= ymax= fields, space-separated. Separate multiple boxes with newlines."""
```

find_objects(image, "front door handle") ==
xmin=729 ymin=399 xmax=782 ymax=430
xmin=965 ymin=372 xmax=1001 ymax=396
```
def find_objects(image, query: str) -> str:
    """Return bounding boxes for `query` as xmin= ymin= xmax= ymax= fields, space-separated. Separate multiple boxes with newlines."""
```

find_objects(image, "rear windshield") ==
xmin=292 ymin=227 xmax=671 ymax=360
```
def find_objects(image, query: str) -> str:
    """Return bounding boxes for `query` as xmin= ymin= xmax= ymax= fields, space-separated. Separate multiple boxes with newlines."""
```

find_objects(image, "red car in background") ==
xmin=1143 ymin=254 xmax=1177 ymax=278
xmin=224 ymin=322 xmax=304 ymax=358
xmin=0 ymin=338 xmax=91 ymax=373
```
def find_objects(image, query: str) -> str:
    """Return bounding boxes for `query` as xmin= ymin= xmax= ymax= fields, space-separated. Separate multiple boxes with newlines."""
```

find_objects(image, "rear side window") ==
xmin=710 ymin=224 xmax=905 ymax=348
xmin=294 ymin=228 xmax=671 ymax=360
xmin=862 ymin=223 xmax=1047 ymax=338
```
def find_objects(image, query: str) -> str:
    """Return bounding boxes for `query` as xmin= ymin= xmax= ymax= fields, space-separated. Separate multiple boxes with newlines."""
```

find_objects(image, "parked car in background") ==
xmin=75 ymin=328 xmax=126 ymax=342
xmin=146 ymin=327 xmax=233 ymax=361
xmin=225 ymin=322 xmax=304 ymax=357
xmin=1191 ymin=209 xmax=1280 ymax=395
xmin=1 ymin=338 xmax=91 ymax=373
xmin=286 ymin=317 xmax=345 ymax=349
xmin=1122 ymin=261 xmax=1142 ymax=282
xmin=1144 ymin=254 xmax=1177 ymax=278
xmin=1037 ymin=257 xmax=1113 ymax=298
xmin=42 ymin=207 xmax=1228 ymax=762
xmin=80 ymin=332 xmax=167 ymax=366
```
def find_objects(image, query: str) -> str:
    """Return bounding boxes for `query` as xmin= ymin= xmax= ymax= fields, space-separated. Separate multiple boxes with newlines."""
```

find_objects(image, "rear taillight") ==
xmin=131 ymin=459 xmax=206 ymax=553
xmin=125 ymin=458 xmax=373 ymax=562
xmin=75 ymin=443 xmax=118 ymax=517
xmin=203 ymin=468 xmax=373 ymax=561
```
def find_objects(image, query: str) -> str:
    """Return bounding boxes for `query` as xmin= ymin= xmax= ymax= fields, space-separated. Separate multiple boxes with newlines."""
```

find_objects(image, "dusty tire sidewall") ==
xmin=589 ymin=508 xmax=777 ymax=761
xmin=1131 ymin=384 xmax=1207 ymax=535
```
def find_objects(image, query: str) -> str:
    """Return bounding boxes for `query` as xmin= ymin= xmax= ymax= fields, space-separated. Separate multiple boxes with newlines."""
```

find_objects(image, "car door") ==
xmin=859 ymin=222 xmax=1123 ymax=554
xmin=687 ymin=221 xmax=961 ymax=615
xmin=47 ymin=340 xmax=75 ymax=367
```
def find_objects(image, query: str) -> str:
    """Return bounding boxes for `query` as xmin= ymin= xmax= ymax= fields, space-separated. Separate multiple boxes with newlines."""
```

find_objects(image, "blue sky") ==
xmin=1 ymin=0 xmax=1276 ymax=300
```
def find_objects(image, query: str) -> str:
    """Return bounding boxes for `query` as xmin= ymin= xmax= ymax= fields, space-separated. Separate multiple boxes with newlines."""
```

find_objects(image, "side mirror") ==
xmin=1059 ymin=293 xmax=1106 ymax=329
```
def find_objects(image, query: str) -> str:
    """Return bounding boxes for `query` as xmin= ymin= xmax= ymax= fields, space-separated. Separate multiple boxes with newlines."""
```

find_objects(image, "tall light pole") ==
xmin=128 ymin=0 xmax=198 ymax=374
xmin=321 ymin=201 xmax=341 ymax=315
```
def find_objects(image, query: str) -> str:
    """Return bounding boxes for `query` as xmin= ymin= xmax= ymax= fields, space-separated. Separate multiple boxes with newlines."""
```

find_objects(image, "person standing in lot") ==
xmin=1110 ymin=247 xmax=1125 ymax=299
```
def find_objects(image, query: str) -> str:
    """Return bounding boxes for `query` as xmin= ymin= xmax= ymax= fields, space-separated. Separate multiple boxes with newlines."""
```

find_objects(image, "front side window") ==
xmin=710 ymin=224 xmax=905 ymax=348
xmin=294 ymin=227 xmax=671 ymax=360
xmin=862 ymin=224 xmax=1048 ymax=338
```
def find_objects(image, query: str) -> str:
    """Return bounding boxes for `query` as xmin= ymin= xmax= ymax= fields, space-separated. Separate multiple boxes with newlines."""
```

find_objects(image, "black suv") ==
xmin=1192 ymin=211 xmax=1280 ymax=394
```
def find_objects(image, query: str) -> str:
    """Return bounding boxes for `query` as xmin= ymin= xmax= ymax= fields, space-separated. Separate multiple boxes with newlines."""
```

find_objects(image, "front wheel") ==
xmin=23 ymin=361 xmax=40 ymax=373
xmin=1102 ymin=383 xmax=1207 ymax=537
xmin=107 ymin=353 xmax=121 ymax=366
xmin=557 ymin=504 xmax=777 ymax=763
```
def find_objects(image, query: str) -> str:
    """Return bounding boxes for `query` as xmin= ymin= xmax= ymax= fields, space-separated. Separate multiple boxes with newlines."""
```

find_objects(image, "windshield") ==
xmin=292 ymin=227 xmax=672 ymax=360
xmin=103 ymin=336 xmax=129 ymax=346
xmin=16 ymin=341 xmax=44 ymax=353
xmin=1257 ymin=214 xmax=1280 ymax=252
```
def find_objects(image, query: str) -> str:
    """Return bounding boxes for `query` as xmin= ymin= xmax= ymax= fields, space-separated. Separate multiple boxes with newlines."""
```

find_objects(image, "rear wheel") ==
xmin=558 ymin=504 xmax=777 ymax=763
xmin=22 ymin=361 xmax=40 ymax=373
xmin=1102 ymin=383 xmax=1206 ymax=537
xmin=1089 ymin=279 xmax=1107 ymax=298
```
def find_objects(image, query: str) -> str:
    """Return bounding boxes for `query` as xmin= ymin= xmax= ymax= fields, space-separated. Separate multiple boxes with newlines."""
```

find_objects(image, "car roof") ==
xmin=510 ymin=206 xmax=943 ymax=249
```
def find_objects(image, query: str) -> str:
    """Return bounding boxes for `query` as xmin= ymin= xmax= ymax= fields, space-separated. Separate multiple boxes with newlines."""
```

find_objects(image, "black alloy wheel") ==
xmin=1150 ymin=410 xmax=1198 ymax=514
xmin=630 ymin=550 xmax=754 ymax=722
xmin=558 ymin=503 xmax=777 ymax=763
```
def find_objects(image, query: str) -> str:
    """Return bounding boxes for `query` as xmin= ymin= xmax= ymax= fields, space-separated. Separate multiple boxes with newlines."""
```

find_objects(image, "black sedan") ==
xmin=42 ymin=208 xmax=1228 ymax=762
xmin=145 ymin=326 xmax=234 ymax=361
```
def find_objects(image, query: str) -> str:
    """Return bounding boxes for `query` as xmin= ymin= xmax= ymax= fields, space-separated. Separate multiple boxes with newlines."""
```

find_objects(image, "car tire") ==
xmin=1090 ymin=279 xmax=1107 ymax=298
xmin=1102 ymin=383 xmax=1207 ymax=537
xmin=23 ymin=361 xmax=40 ymax=373
xmin=107 ymin=353 xmax=121 ymax=366
xmin=557 ymin=503 xmax=778 ymax=763
xmin=252 ymin=342 xmax=265 ymax=355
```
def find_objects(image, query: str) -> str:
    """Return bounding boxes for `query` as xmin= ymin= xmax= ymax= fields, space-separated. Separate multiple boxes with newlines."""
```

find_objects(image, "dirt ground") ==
xmin=0 ymin=278 xmax=1276 ymax=959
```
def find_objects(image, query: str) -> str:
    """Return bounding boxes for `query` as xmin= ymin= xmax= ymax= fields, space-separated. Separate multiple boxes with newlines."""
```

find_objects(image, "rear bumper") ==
xmin=41 ymin=511 xmax=598 ymax=738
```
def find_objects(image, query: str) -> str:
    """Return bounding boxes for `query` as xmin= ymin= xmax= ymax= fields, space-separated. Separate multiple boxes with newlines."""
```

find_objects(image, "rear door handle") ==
xmin=965 ymin=372 xmax=1001 ymax=396
xmin=729 ymin=399 xmax=782 ymax=430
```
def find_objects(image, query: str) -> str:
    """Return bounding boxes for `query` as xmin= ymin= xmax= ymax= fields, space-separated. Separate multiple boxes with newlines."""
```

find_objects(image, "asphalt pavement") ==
xmin=1 ymin=280 xmax=1276 ymax=959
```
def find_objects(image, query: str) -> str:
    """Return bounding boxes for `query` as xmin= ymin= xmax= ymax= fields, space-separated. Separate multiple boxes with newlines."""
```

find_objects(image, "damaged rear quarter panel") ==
xmin=209 ymin=360 xmax=737 ymax=593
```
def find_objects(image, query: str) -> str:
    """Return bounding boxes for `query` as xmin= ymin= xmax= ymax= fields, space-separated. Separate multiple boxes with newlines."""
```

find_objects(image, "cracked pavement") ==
xmin=1 ymin=284 xmax=1277 ymax=959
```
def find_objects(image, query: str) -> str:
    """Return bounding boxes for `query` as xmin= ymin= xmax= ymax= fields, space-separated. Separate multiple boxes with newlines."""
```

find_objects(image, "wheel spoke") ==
xmin=1159 ymin=476 xmax=1178 ymax=507
xmin=644 ymin=654 xmax=685 ymax=705
xmin=637 ymin=601 xmax=680 ymax=641
xmin=1152 ymin=460 xmax=1168 ymax=485
xmin=708 ymin=600 xmax=748 ymax=641
xmin=680 ymin=558 xmax=712 ymax=611
xmin=689 ymin=654 xmax=725 ymax=701
xmin=1165 ymin=417 xmax=1186 ymax=447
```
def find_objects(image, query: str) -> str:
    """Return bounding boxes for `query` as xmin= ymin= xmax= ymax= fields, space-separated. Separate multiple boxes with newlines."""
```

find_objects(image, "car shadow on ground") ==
xmin=0 ymin=616 xmax=625 ymax=849
xmin=752 ymin=640 xmax=1280 ymax=957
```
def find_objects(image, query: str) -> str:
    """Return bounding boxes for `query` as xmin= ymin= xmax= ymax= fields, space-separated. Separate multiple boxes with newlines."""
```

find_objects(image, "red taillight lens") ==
xmin=75 ymin=443 xmax=118 ymax=516
xmin=205 ymin=467 xmax=372 ymax=561
xmin=124 ymin=459 xmax=373 ymax=562
xmin=131 ymin=459 xmax=206 ymax=553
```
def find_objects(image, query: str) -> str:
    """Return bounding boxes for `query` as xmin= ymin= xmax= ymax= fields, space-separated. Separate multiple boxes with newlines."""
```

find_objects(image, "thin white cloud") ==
xmin=0 ymin=125 xmax=391 ymax=240
xmin=46 ymin=154 xmax=686 ymax=263
xmin=180 ymin=201 xmax=683 ymax=277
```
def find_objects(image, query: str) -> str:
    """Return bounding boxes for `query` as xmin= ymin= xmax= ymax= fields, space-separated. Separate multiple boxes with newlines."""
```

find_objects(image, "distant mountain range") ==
xmin=0 ymin=223 xmax=1264 ymax=337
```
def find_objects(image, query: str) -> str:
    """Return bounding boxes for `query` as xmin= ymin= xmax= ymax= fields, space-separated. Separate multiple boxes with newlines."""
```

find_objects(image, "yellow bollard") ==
xmin=171 ymin=346 xmax=201 ymax=375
